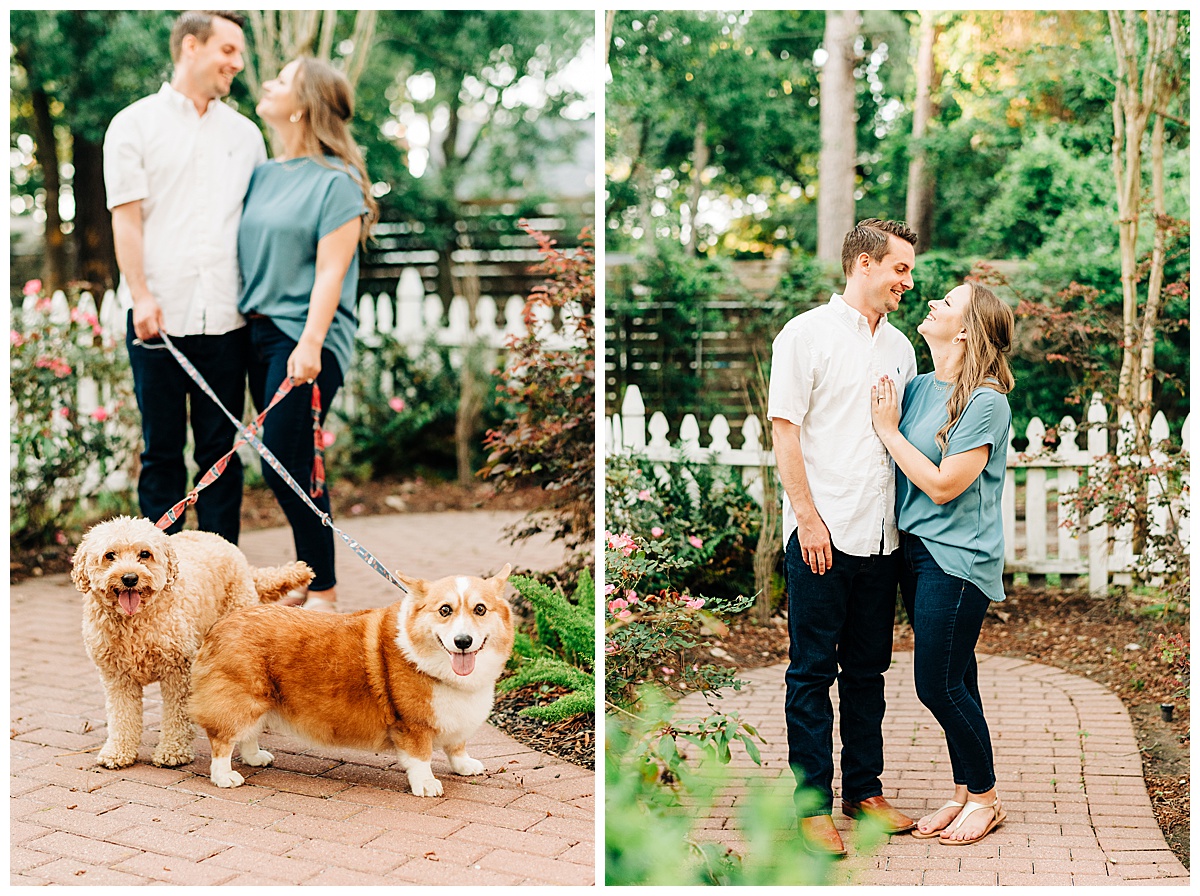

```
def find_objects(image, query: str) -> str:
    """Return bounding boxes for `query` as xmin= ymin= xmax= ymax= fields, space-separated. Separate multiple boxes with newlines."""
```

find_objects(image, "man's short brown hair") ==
xmin=840 ymin=218 xmax=918 ymax=278
xmin=169 ymin=10 xmax=246 ymax=63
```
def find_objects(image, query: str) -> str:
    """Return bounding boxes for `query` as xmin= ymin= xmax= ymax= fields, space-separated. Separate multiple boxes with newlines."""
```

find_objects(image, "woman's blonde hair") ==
xmin=936 ymin=281 xmax=1015 ymax=451
xmin=291 ymin=56 xmax=379 ymax=245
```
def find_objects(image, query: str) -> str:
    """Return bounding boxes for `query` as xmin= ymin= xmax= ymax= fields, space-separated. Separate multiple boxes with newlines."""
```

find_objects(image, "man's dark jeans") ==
xmin=783 ymin=531 xmax=899 ymax=817
xmin=899 ymin=532 xmax=996 ymax=794
xmin=125 ymin=314 xmax=247 ymax=543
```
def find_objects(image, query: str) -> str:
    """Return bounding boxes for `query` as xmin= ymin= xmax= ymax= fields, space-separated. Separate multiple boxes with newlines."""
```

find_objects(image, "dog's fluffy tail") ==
xmin=251 ymin=562 xmax=314 ymax=603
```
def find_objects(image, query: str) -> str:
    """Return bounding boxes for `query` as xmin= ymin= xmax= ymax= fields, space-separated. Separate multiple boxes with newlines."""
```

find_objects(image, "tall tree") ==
xmin=816 ymin=10 xmax=859 ymax=263
xmin=905 ymin=10 xmax=938 ymax=250
xmin=1107 ymin=10 xmax=1185 ymax=451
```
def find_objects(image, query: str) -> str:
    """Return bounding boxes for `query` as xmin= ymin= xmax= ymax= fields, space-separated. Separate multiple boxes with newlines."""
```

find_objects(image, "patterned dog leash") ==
xmin=147 ymin=331 xmax=408 ymax=594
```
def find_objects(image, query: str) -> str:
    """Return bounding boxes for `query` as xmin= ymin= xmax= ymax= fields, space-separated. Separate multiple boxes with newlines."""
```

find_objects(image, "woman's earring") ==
xmin=289 ymin=112 xmax=302 ymax=123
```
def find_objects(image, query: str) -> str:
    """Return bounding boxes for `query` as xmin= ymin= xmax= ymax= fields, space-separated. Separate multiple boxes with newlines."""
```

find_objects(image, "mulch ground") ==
xmin=705 ymin=588 xmax=1190 ymax=869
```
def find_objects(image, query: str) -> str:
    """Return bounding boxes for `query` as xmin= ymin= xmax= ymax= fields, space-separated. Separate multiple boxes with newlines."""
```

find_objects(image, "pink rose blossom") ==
xmin=685 ymin=597 xmax=706 ymax=610
xmin=661 ymin=667 xmax=674 ymax=675
xmin=651 ymin=526 xmax=664 ymax=537
xmin=637 ymin=489 xmax=651 ymax=501
xmin=11 ymin=330 xmax=24 ymax=347
xmin=604 ymin=583 xmax=617 ymax=596
xmin=606 ymin=531 xmax=637 ymax=556
xmin=605 ymin=643 xmax=616 ymax=654
xmin=321 ymin=430 xmax=336 ymax=448
xmin=688 ymin=535 xmax=703 ymax=549
xmin=23 ymin=279 xmax=42 ymax=296
xmin=388 ymin=397 xmax=406 ymax=413
xmin=90 ymin=407 xmax=109 ymax=422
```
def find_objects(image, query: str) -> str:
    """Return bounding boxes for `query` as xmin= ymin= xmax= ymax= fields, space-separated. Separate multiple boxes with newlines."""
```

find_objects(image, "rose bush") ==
xmin=10 ymin=285 xmax=139 ymax=548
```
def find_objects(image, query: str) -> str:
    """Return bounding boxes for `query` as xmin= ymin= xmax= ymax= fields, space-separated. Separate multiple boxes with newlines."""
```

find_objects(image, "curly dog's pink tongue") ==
xmin=118 ymin=590 xmax=141 ymax=615
xmin=451 ymin=651 xmax=476 ymax=676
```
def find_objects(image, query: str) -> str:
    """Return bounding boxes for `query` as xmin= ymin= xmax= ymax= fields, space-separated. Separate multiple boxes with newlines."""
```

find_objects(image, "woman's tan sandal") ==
xmin=302 ymin=595 xmax=338 ymax=613
xmin=911 ymin=800 xmax=965 ymax=839
xmin=279 ymin=589 xmax=308 ymax=608
xmin=938 ymin=797 xmax=1005 ymax=845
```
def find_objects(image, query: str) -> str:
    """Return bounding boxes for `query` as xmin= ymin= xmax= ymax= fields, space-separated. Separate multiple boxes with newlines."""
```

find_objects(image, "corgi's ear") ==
xmin=394 ymin=570 xmax=424 ymax=594
xmin=492 ymin=563 xmax=512 ymax=584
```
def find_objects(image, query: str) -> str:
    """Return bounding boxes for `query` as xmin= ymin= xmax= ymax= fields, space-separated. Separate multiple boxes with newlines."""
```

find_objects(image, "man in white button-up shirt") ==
xmin=104 ymin=11 xmax=266 ymax=543
xmin=768 ymin=219 xmax=920 ymax=855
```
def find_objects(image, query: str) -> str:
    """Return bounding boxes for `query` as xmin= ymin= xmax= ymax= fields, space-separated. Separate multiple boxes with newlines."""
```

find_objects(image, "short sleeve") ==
xmin=318 ymin=171 xmax=368 ymax=240
xmin=767 ymin=321 xmax=814 ymax=426
xmin=945 ymin=389 xmax=1011 ymax=459
xmin=103 ymin=110 xmax=149 ymax=209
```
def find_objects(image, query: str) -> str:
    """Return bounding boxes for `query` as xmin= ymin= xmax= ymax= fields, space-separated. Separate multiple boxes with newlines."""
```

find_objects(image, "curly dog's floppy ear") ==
xmin=70 ymin=528 xmax=96 ymax=595
xmin=161 ymin=534 xmax=180 ymax=591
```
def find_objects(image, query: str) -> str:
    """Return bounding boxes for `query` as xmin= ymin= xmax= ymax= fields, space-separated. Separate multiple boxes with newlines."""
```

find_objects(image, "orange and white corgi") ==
xmin=189 ymin=565 xmax=513 ymax=796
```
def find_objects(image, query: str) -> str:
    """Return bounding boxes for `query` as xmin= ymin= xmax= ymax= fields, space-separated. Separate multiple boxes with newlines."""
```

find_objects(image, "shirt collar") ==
xmin=158 ymin=82 xmax=215 ymax=117
xmin=828 ymin=293 xmax=890 ymax=334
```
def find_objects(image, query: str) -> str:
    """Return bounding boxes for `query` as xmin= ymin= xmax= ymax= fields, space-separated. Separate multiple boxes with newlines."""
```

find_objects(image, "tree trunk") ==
xmin=71 ymin=133 xmax=117 ymax=294
xmin=905 ymin=11 xmax=937 ymax=251
xmin=684 ymin=117 xmax=708 ymax=256
xmin=817 ymin=10 xmax=859 ymax=264
xmin=31 ymin=85 xmax=68 ymax=293
xmin=605 ymin=10 xmax=616 ymax=66
xmin=1108 ymin=9 xmax=1178 ymax=453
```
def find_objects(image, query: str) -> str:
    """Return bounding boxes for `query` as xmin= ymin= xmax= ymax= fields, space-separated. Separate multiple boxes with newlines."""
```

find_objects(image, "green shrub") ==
xmin=498 ymin=571 xmax=594 ymax=723
xmin=605 ymin=453 xmax=761 ymax=600
xmin=10 ymin=285 xmax=139 ymax=548
xmin=332 ymin=333 xmax=506 ymax=479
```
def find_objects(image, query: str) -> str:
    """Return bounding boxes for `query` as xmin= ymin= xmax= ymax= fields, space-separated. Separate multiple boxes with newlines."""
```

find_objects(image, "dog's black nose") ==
xmin=121 ymin=573 xmax=139 ymax=588
xmin=454 ymin=634 xmax=473 ymax=651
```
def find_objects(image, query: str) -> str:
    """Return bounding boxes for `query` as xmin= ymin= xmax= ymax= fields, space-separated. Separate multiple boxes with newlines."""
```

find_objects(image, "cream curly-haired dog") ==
xmin=72 ymin=516 xmax=313 ymax=769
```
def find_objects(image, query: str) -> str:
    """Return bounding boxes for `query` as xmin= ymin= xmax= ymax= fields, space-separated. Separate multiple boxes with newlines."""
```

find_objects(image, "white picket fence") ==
xmin=14 ymin=271 xmax=583 ymax=500
xmin=606 ymin=384 xmax=1191 ymax=595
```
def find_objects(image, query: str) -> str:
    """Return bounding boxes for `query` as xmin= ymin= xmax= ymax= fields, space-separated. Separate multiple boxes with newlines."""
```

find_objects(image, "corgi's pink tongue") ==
xmin=451 ymin=651 xmax=476 ymax=676
xmin=118 ymin=590 xmax=141 ymax=615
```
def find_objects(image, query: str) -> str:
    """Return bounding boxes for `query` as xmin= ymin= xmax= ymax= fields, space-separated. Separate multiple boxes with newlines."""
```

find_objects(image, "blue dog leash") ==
xmin=144 ymin=331 xmax=408 ymax=595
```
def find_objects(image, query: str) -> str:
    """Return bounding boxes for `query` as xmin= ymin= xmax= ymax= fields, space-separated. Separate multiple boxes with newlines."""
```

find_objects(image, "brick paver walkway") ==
xmin=11 ymin=511 xmax=595 ymax=885
xmin=675 ymin=653 xmax=1189 ymax=885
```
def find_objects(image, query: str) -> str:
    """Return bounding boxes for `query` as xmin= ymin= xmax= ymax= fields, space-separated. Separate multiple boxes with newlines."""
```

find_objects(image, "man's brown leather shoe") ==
xmin=841 ymin=796 xmax=916 ymax=833
xmin=798 ymin=814 xmax=848 ymax=857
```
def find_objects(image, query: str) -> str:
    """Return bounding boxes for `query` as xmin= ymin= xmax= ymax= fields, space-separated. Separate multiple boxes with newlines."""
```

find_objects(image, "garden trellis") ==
xmin=606 ymin=385 xmax=1190 ymax=596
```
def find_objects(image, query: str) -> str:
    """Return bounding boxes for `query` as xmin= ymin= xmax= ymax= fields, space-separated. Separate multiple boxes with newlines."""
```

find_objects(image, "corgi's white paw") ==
xmin=241 ymin=748 xmax=274 ymax=767
xmin=210 ymin=755 xmax=244 ymax=788
xmin=449 ymin=755 xmax=486 ymax=776
xmin=410 ymin=774 xmax=444 ymax=797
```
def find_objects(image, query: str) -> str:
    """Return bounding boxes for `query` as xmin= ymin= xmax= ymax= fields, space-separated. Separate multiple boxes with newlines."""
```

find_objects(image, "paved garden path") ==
xmin=675 ymin=653 xmax=1189 ymax=885
xmin=11 ymin=511 xmax=595 ymax=886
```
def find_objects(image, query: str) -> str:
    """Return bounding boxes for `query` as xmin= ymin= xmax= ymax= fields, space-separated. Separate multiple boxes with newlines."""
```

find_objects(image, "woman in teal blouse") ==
xmin=238 ymin=57 xmax=378 ymax=613
xmin=870 ymin=281 xmax=1015 ymax=847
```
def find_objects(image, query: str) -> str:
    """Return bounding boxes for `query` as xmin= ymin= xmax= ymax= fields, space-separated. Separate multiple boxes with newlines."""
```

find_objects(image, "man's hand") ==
xmin=132 ymin=295 xmax=164 ymax=341
xmin=798 ymin=512 xmax=833 ymax=575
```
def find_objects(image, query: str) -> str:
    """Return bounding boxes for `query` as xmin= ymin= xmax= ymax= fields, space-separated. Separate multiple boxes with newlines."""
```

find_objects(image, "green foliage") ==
xmin=10 ymin=286 xmax=139 ymax=548
xmin=499 ymin=571 xmax=594 ymax=723
xmin=604 ymin=526 xmax=753 ymax=710
xmin=606 ymin=453 xmax=761 ymax=601
xmin=331 ymin=334 xmax=503 ymax=479
xmin=481 ymin=227 xmax=595 ymax=553
xmin=966 ymin=131 xmax=1111 ymax=259
xmin=606 ymin=690 xmax=866 ymax=886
